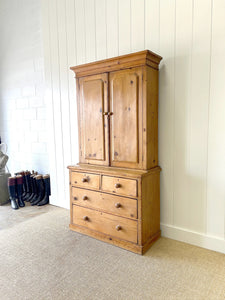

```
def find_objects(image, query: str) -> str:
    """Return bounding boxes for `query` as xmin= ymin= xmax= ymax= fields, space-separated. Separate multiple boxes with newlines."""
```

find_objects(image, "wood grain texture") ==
xmin=141 ymin=168 xmax=161 ymax=244
xmin=71 ymin=187 xmax=137 ymax=219
xmin=71 ymin=171 xmax=100 ymax=190
xmin=70 ymin=50 xmax=162 ymax=77
xmin=72 ymin=205 xmax=138 ymax=243
xmin=109 ymin=67 xmax=143 ymax=169
xmin=101 ymin=175 xmax=137 ymax=198
xmin=78 ymin=73 xmax=109 ymax=165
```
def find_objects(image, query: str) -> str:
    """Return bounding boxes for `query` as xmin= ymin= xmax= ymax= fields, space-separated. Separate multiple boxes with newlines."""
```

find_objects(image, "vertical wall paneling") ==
xmin=118 ymin=0 xmax=131 ymax=55
xmin=66 ymin=0 xmax=78 ymax=166
xmin=48 ymin=0 xmax=65 ymax=206
xmin=95 ymin=0 xmax=107 ymax=60
xmin=173 ymin=0 xmax=193 ymax=229
xmin=131 ymin=0 xmax=145 ymax=52
xmin=159 ymin=0 xmax=175 ymax=225
xmin=145 ymin=0 xmax=160 ymax=52
xmin=207 ymin=0 xmax=225 ymax=239
xmin=84 ymin=0 xmax=96 ymax=62
xmin=41 ymin=0 xmax=225 ymax=252
xmin=56 ymin=0 xmax=72 ymax=207
xmin=188 ymin=0 xmax=212 ymax=233
xmin=106 ymin=0 xmax=119 ymax=58
xmin=41 ymin=0 xmax=58 ymax=204
xmin=75 ymin=0 xmax=86 ymax=64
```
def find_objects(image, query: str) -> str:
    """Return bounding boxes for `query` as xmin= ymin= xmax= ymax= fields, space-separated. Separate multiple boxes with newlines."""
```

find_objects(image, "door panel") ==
xmin=79 ymin=73 xmax=109 ymax=165
xmin=109 ymin=68 xmax=143 ymax=168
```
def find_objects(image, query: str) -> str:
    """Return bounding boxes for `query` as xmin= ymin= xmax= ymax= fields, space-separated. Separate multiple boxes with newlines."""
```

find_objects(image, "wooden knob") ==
xmin=116 ymin=225 xmax=122 ymax=231
xmin=115 ymin=183 xmax=121 ymax=188
xmin=82 ymin=195 xmax=88 ymax=200
xmin=115 ymin=202 xmax=121 ymax=208
xmin=82 ymin=177 xmax=88 ymax=182
xmin=83 ymin=216 xmax=89 ymax=221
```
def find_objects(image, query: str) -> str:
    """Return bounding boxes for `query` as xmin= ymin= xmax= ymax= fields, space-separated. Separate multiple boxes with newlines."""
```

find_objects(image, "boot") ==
xmin=8 ymin=177 xmax=19 ymax=209
xmin=31 ymin=175 xmax=45 ymax=206
xmin=30 ymin=175 xmax=39 ymax=203
xmin=23 ymin=171 xmax=32 ymax=201
xmin=16 ymin=175 xmax=25 ymax=207
xmin=20 ymin=171 xmax=27 ymax=199
xmin=26 ymin=174 xmax=36 ymax=202
xmin=37 ymin=174 xmax=51 ymax=206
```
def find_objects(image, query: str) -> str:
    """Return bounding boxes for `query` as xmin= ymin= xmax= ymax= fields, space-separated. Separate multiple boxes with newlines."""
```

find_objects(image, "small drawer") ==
xmin=72 ymin=205 xmax=137 ymax=243
xmin=71 ymin=172 xmax=99 ymax=190
xmin=101 ymin=175 xmax=137 ymax=197
xmin=71 ymin=187 xmax=137 ymax=219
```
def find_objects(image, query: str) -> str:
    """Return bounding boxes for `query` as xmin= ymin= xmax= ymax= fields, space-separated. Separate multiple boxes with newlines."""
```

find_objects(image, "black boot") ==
xmin=23 ymin=171 xmax=32 ymax=201
xmin=8 ymin=177 xmax=19 ymax=209
xmin=30 ymin=175 xmax=39 ymax=204
xmin=31 ymin=175 xmax=45 ymax=206
xmin=27 ymin=175 xmax=36 ymax=202
xmin=16 ymin=175 xmax=25 ymax=207
xmin=37 ymin=174 xmax=51 ymax=206
xmin=20 ymin=171 xmax=27 ymax=199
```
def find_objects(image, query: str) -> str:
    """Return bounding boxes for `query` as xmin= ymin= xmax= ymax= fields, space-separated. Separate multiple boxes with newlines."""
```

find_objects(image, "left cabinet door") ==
xmin=78 ymin=73 xmax=109 ymax=166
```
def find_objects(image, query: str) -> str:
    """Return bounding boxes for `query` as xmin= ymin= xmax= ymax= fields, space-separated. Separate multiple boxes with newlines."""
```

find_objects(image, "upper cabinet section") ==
xmin=71 ymin=50 xmax=162 ymax=170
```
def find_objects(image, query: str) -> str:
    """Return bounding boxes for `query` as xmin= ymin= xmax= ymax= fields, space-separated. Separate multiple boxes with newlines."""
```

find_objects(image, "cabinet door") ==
xmin=78 ymin=73 xmax=109 ymax=165
xmin=109 ymin=68 xmax=143 ymax=169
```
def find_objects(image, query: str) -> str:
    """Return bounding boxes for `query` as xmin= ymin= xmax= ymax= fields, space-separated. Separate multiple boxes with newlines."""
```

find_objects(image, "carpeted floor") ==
xmin=0 ymin=203 xmax=224 ymax=300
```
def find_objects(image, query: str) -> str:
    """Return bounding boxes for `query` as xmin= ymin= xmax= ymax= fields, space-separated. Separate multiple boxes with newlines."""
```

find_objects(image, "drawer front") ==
xmin=72 ymin=205 xmax=137 ymax=243
xmin=71 ymin=188 xmax=137 ymax=219
xmin=71 ymin=172 xmax=99 ymax=190
xmin=101 ymin=175 xmax=137 ymax=197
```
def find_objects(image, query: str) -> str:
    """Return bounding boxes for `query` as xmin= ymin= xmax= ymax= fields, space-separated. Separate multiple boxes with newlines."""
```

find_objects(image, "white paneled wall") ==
xmin=0 ymin=0 xmax=49 ymax=174
xmin=41 ymin=0 xmax=225 ymax=253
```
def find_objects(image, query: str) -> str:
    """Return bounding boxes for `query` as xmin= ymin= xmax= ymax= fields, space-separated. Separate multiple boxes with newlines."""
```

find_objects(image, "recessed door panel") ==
xmin=79 ymin=74 xmax=109 ymax=165
xmin=109 ymin=68 xmax=143 ymax=168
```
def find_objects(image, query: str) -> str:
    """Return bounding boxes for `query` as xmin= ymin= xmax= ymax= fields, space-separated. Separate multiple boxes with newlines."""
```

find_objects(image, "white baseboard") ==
xmin=160 ymin=223 xmax=225 ymax=254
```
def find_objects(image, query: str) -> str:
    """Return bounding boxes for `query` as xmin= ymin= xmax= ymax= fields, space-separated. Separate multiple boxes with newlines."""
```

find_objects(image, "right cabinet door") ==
xmin=109 ymin=67 xmax=143 ymax=169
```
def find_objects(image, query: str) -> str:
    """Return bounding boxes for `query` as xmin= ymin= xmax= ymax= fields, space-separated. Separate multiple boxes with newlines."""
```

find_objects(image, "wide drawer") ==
xmin=72 ymin=205 xmax=137 ymax=243
xmin=71 ymin=187 xmax=137 ymax=219
xmin=101 ymin=175 xmax=137 ymax=197
xmin=71 ymin=172 xmax=99 ymax=190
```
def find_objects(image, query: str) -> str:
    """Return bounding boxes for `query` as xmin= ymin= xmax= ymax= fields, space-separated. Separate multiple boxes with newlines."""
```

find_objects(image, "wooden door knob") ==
xmin=83 ymin=216 xmax=89 ymax=221
xmin=82 ymin=177 xmax=88 ymax=182
xmin=115 ymin=202 xmax=121 ymax=208
xmin=115 ymin=183 xmax=121 ymax=188
xmin=116 ymin=225 xmax=122 ymax=231
xmin=82 ymin=195 xmax=88 ymax=200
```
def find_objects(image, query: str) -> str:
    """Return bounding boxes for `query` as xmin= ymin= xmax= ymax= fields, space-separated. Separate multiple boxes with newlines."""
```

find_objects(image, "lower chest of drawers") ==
xmin=68 ymin=167 xmax=161 ymax=254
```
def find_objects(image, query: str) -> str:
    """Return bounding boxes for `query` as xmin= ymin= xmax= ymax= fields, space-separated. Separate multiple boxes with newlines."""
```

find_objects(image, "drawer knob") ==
xmin=82 ymin=177 xmax=88 ymax=183
xmin=83 ymin=216 xmax=89 ymax=221
xmin=116 ymin=225 xmax=122 ymax=231
xmin=115 ymin=183 xmax=121 ymax=188
xmin=115 ymin=202 xmax=121 ymax=208
xmin=82 ymin=195 xmax=88 ymax=200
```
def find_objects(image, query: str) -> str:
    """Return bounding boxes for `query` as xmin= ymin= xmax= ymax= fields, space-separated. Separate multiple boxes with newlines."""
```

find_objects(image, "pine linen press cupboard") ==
xmin=68 ymin=50 xmax=162 ymax=254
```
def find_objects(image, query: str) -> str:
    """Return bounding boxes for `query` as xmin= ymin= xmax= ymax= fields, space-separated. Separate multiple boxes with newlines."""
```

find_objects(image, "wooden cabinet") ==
xmin=68 ymin=50 xmax=162 ymax=254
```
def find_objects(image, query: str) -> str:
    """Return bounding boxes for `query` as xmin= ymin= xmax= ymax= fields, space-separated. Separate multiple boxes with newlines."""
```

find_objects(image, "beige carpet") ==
xmin=0 ymin=204 xmax=224 ymax=300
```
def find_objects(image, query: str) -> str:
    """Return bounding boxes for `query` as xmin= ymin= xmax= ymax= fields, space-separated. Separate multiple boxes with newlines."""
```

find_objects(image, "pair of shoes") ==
xmin=30 ymin=174 xmax=51 ymax=206
xmin=8 ymin=176 xmax=25 ymax=210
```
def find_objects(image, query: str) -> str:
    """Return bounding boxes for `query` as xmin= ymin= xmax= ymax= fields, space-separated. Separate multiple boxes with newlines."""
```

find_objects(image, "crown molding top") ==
xmin=70 ymin=50 xmax=162 ymax=78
